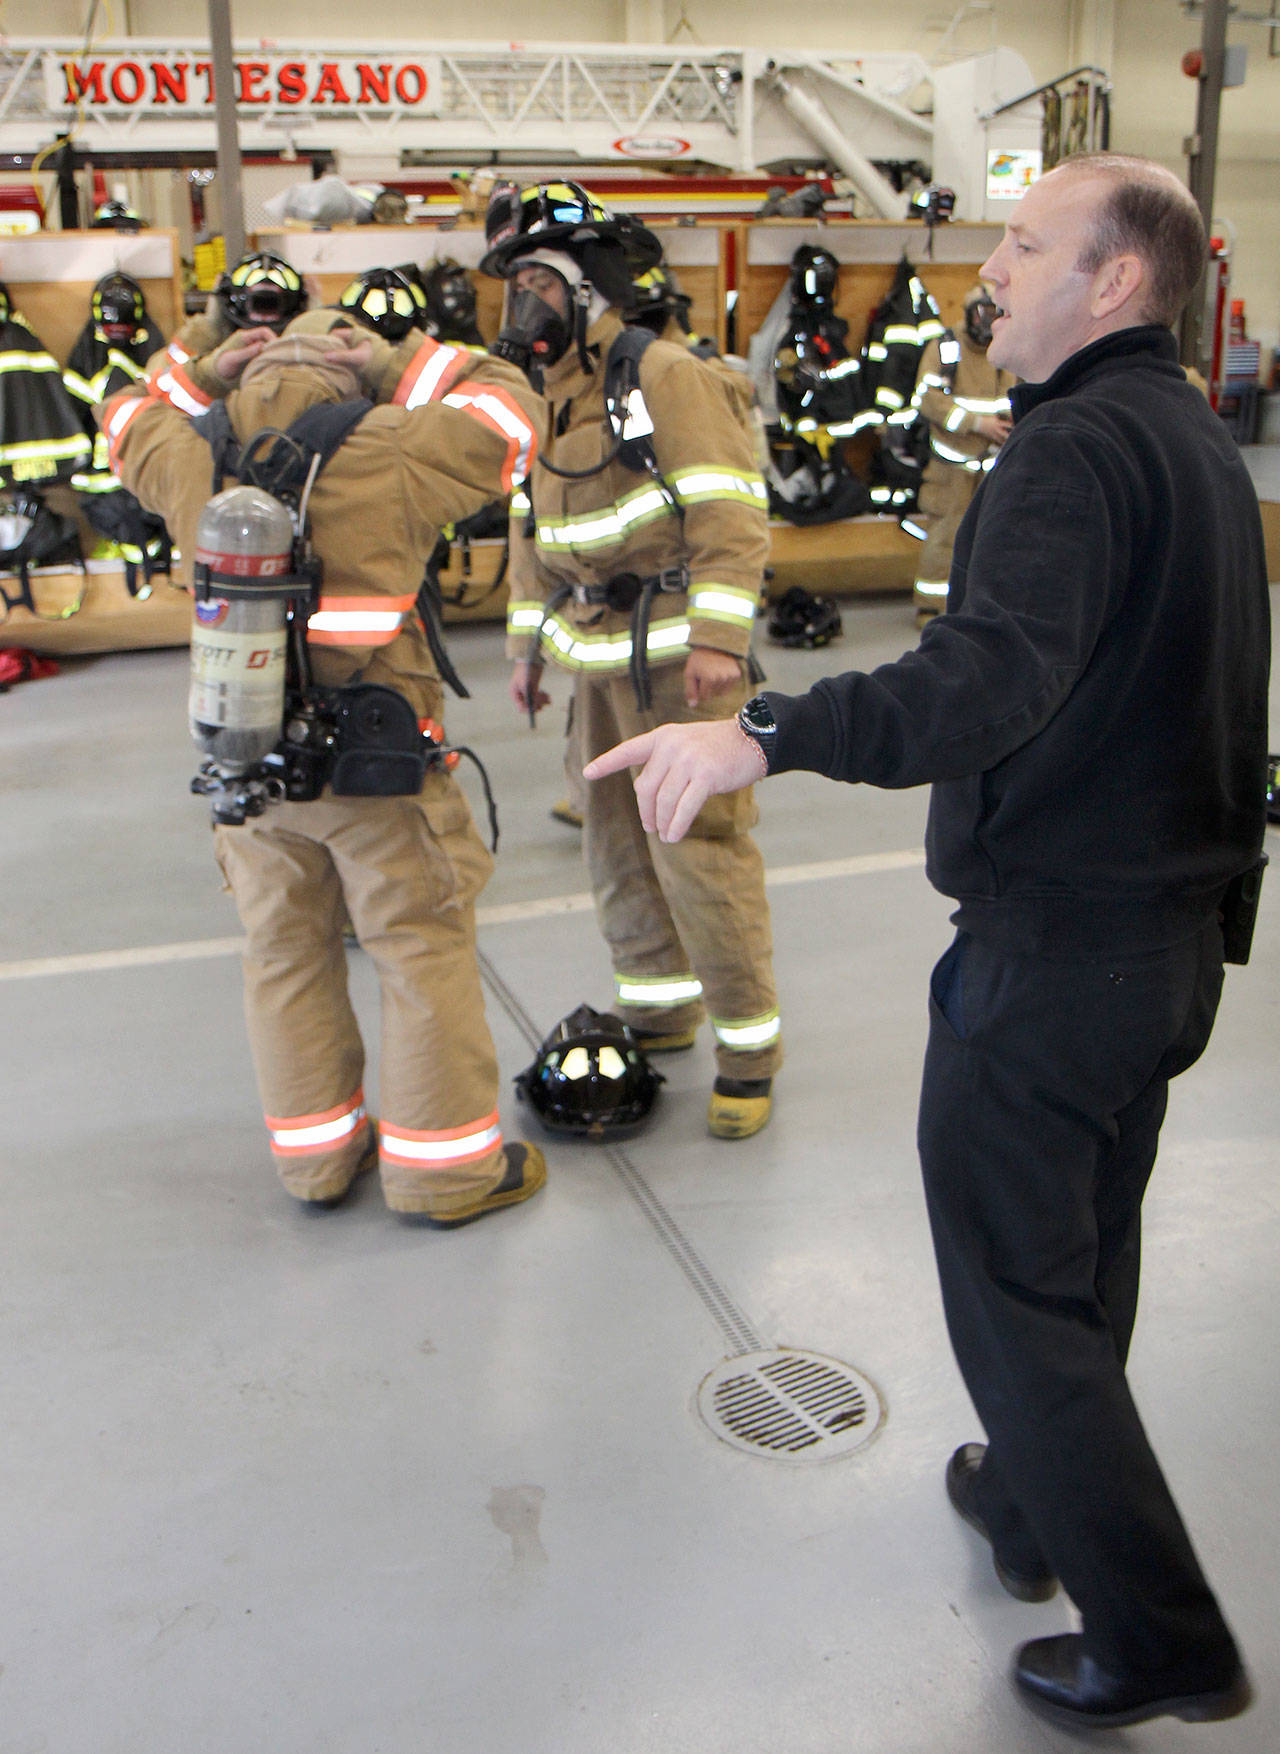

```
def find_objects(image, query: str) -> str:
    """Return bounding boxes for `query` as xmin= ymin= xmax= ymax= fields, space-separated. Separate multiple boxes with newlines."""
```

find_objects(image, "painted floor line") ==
xmin=0 ymin=847 xmax=926 ymax=983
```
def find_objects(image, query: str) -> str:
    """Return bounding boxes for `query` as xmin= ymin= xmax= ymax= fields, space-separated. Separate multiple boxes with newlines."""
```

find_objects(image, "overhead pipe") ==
xmin=761 ymin=63 xmax=905 ymax=219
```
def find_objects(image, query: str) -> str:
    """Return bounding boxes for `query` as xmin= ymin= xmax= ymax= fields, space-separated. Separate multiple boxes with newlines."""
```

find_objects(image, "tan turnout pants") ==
xmin=213 ymin=771 xmax=506 ymax=1216
xmin=913 ymin=462 xmax=980 ymax=616
xmin=575 ymin=660 xmax=782 ymax=1083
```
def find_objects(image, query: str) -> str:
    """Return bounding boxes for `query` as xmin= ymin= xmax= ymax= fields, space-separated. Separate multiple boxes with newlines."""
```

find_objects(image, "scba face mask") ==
xmin=493 ymin=280 xmax=573 ymax=375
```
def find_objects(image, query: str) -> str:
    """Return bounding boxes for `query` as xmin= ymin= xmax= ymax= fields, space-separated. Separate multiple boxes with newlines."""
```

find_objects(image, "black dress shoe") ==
xmin=1014 ymin=1633 xmax=1252 ymax=1729
xmin=945 ymin=1443 xmax=1058 ymax=1603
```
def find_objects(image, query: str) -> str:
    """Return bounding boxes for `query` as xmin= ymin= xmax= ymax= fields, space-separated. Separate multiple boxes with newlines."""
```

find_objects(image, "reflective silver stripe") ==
xmin=400 ymin=341 xmax=465 ymax=410
xmin=954 ymin=395 xmax=1011 ymax=416
xmin=938 ymin=339 xmax=962 ymax=366
xmin=866 ymin=342 xmax=888 ymax=362
xmin=668 ymin=466 xmax=767 ymax=508
xmin=917 ymin=320 xmax=946 ymax=343
xmin=536 ymin=484 xmax=672 ymax=551
xmin=914 ymin=579 xmax=949 ymax=597
xmin=882 ymin=324 xmax=919 ymax=345
xmin=827 ymin=410 xmax=885 ymax=436
xmin=945 ymin=404 xmax=968 ymax=433
xmin=825 ymin=356 xmax=861 ymax=380
xmin=507 ymin=602 xmax=545 ymax=633
xmin=510 ymin=489 xmax=531 ymax=514
xmin=901 ymin=519 xmax=929 ymax=541
xmin=63 ymin=369 xmax=98 ymax=402
xmin=152 ymin=367 xmax=210 ymax=417
xmin=440 ymin=388 xmax=535 ymax=487
xmin=307 ymin=607 xmax=405 ymax=637
xmin=0 ymin=434 xmax=88 ymax=465
xmin=167 ymin=340 xmax=192 ymax=365
xmin=0 ymin=349 xmax=60 ymax=375
xmin=931 ymin=437 xmax=982 ymax=467
xmin=379 ymin=1115 xmax=503 ymax=1165
xmin=712 ymin=1010 xmax=781 ymax=1050
xmin=616 ymin=973 xmax=703 ymax=1005
xmin=269 ymin=1101 xmax=367 ymax=1152
xmin=537 ymin=610 xmax=691 ymax=671
xmin=689 ymin=586 xmax=757 ymax=625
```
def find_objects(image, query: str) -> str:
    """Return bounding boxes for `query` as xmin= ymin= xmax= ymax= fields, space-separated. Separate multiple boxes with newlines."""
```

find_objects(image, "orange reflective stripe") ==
xmin=440 ymin=386 xmax=536 ymax=491
xmin=103 ymin=392 xmax=150 ymax=470
xmin=305 ymin=592 xmax=418 ymax=648
xmin=266 ymin=1089 xmax=368 ymax=1158
xmin=148 ymin=360 xmax=212 ymax=417
xmin=379 ymin=1109 xmax=503 ymax=1169
xmin=392 ymin=337 xmax=468 ymax=409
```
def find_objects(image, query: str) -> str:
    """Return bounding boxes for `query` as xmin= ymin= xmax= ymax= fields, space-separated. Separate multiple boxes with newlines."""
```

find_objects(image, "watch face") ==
xmin=740 ymin=694 xmax=777 ymax=737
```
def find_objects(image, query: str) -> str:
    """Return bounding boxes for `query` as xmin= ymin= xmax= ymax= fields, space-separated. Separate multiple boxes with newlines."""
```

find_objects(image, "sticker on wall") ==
xmin=986 ymin=148 xmax=1042 ymax=201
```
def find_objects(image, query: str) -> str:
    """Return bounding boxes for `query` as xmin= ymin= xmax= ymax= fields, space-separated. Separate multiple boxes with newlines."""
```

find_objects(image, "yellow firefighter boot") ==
xmin=399 ymin=1142 xmax=547 ymax=1230
xmin=707 ymin=1076 xmax=773 ymax=1140
xmin=549 ymin=798 xmax=584 ymax=829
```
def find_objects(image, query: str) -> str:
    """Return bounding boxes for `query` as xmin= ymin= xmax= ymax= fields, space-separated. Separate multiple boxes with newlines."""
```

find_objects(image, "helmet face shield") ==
xmin=220 ymin=254 xmax=306 ymax=333
xmin=338 ymin=267 xmax=426 ymax=341
xmin=515 ymin=1005 xmax=663 ymax=1138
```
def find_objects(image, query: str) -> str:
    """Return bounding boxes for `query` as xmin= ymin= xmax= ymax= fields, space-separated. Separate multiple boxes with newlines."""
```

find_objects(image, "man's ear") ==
xmin=1092 ymin=253 xmax=1146 ymax=321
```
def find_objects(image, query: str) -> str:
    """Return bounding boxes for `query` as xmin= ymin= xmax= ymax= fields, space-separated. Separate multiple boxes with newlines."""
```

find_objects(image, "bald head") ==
xmin=1051 ymin=154 xmax=1207 ymax=327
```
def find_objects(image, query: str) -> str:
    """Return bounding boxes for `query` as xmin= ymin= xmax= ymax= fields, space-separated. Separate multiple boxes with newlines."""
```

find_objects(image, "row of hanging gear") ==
xmin=746 ymin=246 xmax=945 ymax=527
xmin=1042 ymin=77 xmax=1110 ymax=172
xmin=0 ymin=272 xmax=177 ymax=621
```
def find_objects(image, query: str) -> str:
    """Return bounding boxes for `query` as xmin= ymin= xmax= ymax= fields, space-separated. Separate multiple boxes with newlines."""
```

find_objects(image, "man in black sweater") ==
xmin=585 ymin=154 xmax=1269 ymax=1730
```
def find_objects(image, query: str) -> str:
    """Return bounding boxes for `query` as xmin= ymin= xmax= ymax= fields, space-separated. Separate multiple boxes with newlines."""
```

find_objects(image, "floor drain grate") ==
xmin=697 ymin=1349 xmax=885 ymax=1463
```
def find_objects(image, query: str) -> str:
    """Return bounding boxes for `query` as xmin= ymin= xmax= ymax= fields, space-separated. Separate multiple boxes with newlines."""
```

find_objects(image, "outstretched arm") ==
xmin=582 ymin=717 xmax=763 ymax=843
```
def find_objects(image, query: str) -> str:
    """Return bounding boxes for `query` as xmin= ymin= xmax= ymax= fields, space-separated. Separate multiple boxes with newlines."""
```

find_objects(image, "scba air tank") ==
xmin=189 ymin=486 xmax=295 ymax=770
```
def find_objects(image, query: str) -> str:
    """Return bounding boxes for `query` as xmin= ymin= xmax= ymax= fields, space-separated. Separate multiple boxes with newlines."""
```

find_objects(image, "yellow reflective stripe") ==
xmin=616 ymin=973 xmax=702 ymax=1005
xmin=536 ymin=608 xmax=690 ymax=671
xmin=71 ymin=471 xmax=121 ymax=493
xmin=506 ymin=599 xmax=544 ymax=635
xmin=688 ymin=584 xmax=758 ymax=626
xmin=510 ymin=489 xmax=531 ymax=514
xmin=0 ymin=434 xmax=89 ymax=465
xmin=931 ymin=437 xmax=982 ymax=466
xmin=63 ymin=369 xmax=98 ymax=402
xmin=882 ymin=325 xmax=919 ymax=345
xmin=711 ymin=1009 xmax=781 ymax=1050
xmin=105 ymin=349 xmax=147 ymax=383
xmin=535 ymin=483 xmax=673 ymax=552
xmin=667 ymin=465 xmax=767 ymax=509
xmin=865 ymin=342 xmax=888 ymax=362
xmin=954 ymin=395 xmax=1011 ymax=416
xmin=0 ymin=349 xmax=60 ymax=375
xmin=917 ymin=320 xmax=946 ymax=343
xmin=829 ymin=410 xmax=885 ymax=434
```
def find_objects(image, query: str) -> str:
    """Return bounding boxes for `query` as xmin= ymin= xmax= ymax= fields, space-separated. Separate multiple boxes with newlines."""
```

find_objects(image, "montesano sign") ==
xmin=44 ymin=51 xmax=442 ymax=114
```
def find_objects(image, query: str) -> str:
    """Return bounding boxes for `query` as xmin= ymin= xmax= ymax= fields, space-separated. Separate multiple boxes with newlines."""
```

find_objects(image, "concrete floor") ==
xmin=1 ymin=590 xmax=1277 ymax=1754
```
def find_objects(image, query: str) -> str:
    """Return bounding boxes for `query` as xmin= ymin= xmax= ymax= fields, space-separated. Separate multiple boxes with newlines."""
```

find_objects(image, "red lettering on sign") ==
xmin=237 ymin=61 xmax=270 ymax=103
xmin=394 ymin=64 xmax=427 ymax=105
xmin=110 ymin=62 xmax=145 ymax=105
xmin=246 ymin=649 xmax=271 ymax=670
xmin=312 ymin=63 xmax=351 ymax=105
xmin=62 ymin=61 xmax=107 ymax=105
xmin=357 ymin=63 xmax=392 ymax=105
xmin=194 ymin=60 xmax=214 ymax=102
xmin=277 ymin=63 xmax=307 ymax=105
xmin=151 ymin=62 xmax=188 ymax=104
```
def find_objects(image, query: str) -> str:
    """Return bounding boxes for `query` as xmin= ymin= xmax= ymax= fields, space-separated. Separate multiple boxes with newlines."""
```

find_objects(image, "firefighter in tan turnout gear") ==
xmin=100 ymin=311 xmax=548 ymax=1225
xmin=483 ymin=183 xmax=782 ymax=1140
xmin=910 ymin=283 xmax=1016 ymax=622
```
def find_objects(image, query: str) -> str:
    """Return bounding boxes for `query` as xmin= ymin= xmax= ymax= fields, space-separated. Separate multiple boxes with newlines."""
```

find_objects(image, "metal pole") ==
xmin=1181 ymin=0 xmax=1228 ymax=367
xmin=207 ymin=0 xmax=245 ymax=264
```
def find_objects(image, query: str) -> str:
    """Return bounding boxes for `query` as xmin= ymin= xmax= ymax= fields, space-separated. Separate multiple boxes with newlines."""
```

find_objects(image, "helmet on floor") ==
xmin=767 ymin=585 xmax=843 ymax=648
xmin=515 ymin=1004 xmax=663 ymax=1138
xmin=218 ymin=253 xmax=307 ymax=333
xmin=337 ymin=267 xmax=427 ymax=341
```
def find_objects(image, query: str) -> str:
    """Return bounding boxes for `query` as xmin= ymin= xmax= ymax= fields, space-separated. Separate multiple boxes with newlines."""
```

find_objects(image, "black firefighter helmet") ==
xmin=480 ymin=180 xmax=661 ymax=306
xmin=92 ymin=272 xmax=147 ymax=341
xmin=338 ymin=266 xmax=427 ymax=341
xmin=789 ymin=244 xmax=840 ymax=308
xmin=515 ymin=1004 xmax=663 ymax=1139
xmin=625 ymin=260 xmax=694 ymax=337
xmin=217 ymin=252 xmax=307 ymax=333
xmin=767 ymin=585 xmax=843 ymax=649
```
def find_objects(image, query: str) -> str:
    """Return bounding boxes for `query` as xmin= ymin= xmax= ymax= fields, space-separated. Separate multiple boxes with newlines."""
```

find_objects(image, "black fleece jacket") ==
xmin=766 ymin=326 xmax=1271 ymax=956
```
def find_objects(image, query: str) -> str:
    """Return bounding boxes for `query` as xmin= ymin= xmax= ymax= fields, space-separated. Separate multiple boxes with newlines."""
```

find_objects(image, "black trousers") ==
xmin=919 ymin=919 xmax=1241 ymax=1681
